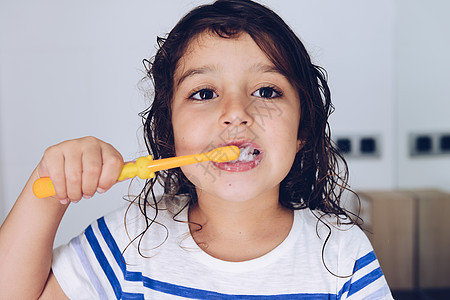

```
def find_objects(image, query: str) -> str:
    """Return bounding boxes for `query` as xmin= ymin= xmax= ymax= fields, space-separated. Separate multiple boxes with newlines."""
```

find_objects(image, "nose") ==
xmin=218 ymin=94 xmax=254 ymax=127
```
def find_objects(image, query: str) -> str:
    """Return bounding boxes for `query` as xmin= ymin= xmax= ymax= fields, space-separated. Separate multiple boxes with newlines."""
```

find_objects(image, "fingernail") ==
xmin=97 ymin=188 xmax=106 ymax=194
xmin=60 ymin=199 xmax=69 ymax=205
xmin=83 ymin=195 xmax=92 ymax=199
xmin=72 ymin=199 xmax=80 ymax=204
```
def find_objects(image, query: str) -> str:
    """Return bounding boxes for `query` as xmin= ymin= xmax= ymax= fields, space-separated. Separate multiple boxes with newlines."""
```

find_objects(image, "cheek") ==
xmin=267 ymin=115 xmax=300 ymax=159
xmin=179 ymin=164 xmax=202 ymax=186
xmin=172 ymin=112 xmax=212 ymax=156
xmin=272 ymin=110 xmax=300 ymax=139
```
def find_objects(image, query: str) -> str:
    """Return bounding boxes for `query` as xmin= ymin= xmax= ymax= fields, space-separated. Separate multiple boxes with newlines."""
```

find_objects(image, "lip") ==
xmin=212 ymin=140 xmax=264 ymax=172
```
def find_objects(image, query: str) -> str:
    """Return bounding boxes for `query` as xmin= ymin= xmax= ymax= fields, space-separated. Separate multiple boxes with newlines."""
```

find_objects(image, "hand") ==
xmin=37 ymin=136 xmax=124 ymax=204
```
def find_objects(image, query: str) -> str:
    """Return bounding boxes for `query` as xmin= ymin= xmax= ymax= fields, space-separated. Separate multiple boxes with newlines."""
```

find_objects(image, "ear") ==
xmin=296 ymin=128 xmax=308 ymax=153
xmin=296 ymin=139 xmax=305 ymax=153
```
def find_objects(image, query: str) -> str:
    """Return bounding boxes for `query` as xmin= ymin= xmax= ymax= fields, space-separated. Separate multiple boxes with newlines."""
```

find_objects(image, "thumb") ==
xmin=36 ymin=159 xmax=50 ymax=178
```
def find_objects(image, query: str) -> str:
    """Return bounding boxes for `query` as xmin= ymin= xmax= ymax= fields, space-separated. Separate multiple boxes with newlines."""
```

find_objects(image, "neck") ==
xmin=188 ymin=187 xmax=294 ymax=261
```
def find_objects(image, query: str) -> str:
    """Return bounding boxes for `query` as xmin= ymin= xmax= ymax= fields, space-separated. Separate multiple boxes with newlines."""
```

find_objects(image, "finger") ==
xmin=81 ymin=143 xmax=103 ymax=199
xmin=42 ymin=146 xmax=68 ymax=201
xmin=97 ymin=143 xmax=124 ymax=193
xmin=37 ymin=159 xmax=49 ymax=178
xmin=63 ymin=147 xmax=83 ymax=202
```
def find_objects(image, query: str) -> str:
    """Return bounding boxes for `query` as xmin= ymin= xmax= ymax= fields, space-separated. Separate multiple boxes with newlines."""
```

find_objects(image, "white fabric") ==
xmin=52 ymin=199 xmax=393 ymax=299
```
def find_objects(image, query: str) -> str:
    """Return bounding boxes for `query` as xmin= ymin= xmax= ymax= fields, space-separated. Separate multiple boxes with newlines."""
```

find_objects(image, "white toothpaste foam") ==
xmin=237 ymin=146 xmax=257 ymax=162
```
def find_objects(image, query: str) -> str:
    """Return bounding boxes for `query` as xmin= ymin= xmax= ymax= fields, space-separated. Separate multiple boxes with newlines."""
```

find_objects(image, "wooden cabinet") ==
xmin=357 ymin=190 xmax=450 ymax=291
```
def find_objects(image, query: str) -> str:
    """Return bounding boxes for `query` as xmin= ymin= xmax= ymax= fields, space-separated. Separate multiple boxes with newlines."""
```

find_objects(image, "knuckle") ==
xmin=84 ymin=163 xmax=102 ymax=176
xmin=51 ymin=174 xmax=65 ymax=185
xmin=44 ymin=145 xmax=58 ymax=157
xmin=66 ymin=173 xmax=82 ymax=185
xmin=82 ymin=136 xmax=98 ymax=143
xmin=106 ymin=155 xmax=124 ymax=167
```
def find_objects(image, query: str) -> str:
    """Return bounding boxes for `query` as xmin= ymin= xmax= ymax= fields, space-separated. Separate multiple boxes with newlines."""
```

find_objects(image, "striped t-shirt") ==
xmin=52 ymin=202 xmax=393 ymax=299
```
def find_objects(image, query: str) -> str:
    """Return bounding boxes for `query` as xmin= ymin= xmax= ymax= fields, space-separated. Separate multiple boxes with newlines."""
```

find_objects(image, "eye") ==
xmin=252 ymin=86 xmax=282 ymax=99
xmin=188 ymin=88 xmax=218 ymax=101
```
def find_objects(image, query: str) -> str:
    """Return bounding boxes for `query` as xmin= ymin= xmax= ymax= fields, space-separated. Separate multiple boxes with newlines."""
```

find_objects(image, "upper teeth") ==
xmin=237 ymin=146 xmax=260 ymax=162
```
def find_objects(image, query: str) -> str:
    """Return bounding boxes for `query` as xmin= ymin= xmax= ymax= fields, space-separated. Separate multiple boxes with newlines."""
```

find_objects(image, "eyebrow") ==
xmin=176 ymin=65 xmax=217 ymax=87
xmin=248 ymin=63 xmax=282 ymax=75
xmin=175 ymin=63 xmax=283 ymax=87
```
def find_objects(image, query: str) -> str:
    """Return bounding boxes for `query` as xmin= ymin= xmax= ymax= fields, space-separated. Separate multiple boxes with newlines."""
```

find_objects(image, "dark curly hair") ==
xmin=128 ymin=0 xmax=359 ymax=258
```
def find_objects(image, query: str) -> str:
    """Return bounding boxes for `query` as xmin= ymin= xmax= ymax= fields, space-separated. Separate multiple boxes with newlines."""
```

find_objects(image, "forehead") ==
xmin=184 ymin=31 xmax=259 ymax=52
xmin=174 ymin=31 xmax=276 ymax=80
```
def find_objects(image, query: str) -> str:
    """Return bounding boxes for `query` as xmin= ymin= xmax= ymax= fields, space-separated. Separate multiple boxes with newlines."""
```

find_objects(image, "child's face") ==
xmin=171 ymin=32 xmax=301 ymax=203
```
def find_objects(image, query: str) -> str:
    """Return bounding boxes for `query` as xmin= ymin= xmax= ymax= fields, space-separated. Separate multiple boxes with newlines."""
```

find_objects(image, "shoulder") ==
xmin=295 ymin=208 xmax=374 ymax=270
xmin=296 ymin=208 xmax=369 ymax=244
xmin=51 ymin=195 xmax=191 ymax=298
xmin=295 ymin=209 xmax=392 ymax=299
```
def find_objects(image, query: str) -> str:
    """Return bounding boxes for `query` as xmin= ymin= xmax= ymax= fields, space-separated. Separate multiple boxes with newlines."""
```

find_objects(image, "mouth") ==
xmin=211 ymin=141 xmax=264 ymax=172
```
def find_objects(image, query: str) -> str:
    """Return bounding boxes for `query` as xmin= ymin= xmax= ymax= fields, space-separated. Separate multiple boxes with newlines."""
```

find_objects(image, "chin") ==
xmin=218 ymin=180 xmax=275 ymax=202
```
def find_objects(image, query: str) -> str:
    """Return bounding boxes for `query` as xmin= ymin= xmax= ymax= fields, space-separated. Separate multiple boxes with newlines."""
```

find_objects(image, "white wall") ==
xmin=1 ymin=0 xmax=440 ymax=246
xmin=0 ymin=0 xmax=206 ymax=245
xmin=396 ymin=0 xmax=450 ymax=191
xmin=273 ymin=1 xmax=396 ymax=190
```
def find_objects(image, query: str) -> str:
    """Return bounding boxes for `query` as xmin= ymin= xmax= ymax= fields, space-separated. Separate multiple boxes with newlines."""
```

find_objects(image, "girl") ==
xmin=0 ymin=0 xmax=393 ymax=299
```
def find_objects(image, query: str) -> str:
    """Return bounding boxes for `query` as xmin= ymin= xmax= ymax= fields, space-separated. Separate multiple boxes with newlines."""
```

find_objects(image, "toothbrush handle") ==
xmin=32 ymin=154 xmax=209 ymax=198
xmin=119 ymin=146 xmax=238 ymax=181
xmin=32 ymin=146 xmax=239 ymax=199
xmin=118 ymin=155 xmax=155 ymax=181
xmin=117 ymin=151 xmax=212 ymax=181
xmin=32 ymin=156 xmax=155 ymax=199
xmin=33 ymin=177 xmax=55 ymax=199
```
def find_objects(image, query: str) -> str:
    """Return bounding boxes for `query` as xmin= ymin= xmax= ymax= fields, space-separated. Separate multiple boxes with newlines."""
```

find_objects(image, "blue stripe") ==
xmin=338 ymin=279 xmax=351 ymax=300
xmin=347 ymin=267 xmax=384 ymax=297
xmin=141 ymin=276 xmax=337 ymax=299
xmin=85 ymin=224 xmax=122 ymax=299
xmin=95 ymin=218 xmax=146 ymax=284
xmin=71 ymin=236 xmax=109 ymax=299
xmin=338 ymin=251 xmax=379 ymax=299
xmin=121 ymin=291 xmax=145 ymax=299
xmin=94 ymin=217 xmax=340 ymax=299
xmin=97 ymin=217 xmax=127 ymax=274
xmin=363 ymin=284 xmax=391 ymax=300
xmin=352 ymin=251 xmax=376 ymax=273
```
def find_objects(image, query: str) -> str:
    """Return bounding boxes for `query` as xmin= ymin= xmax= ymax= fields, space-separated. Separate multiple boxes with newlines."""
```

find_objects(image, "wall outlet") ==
xmin=334 ymin=135 xmax=381 ymax=158
xmin=410 ymin=132 xmax=450 ymax=156
xmin=439 ymin=134 xmax=450 ymax=152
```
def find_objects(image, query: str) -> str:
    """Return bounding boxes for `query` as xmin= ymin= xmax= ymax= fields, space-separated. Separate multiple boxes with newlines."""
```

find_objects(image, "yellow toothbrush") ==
xmin=33 ymin=146 xmax=239 ymax=199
